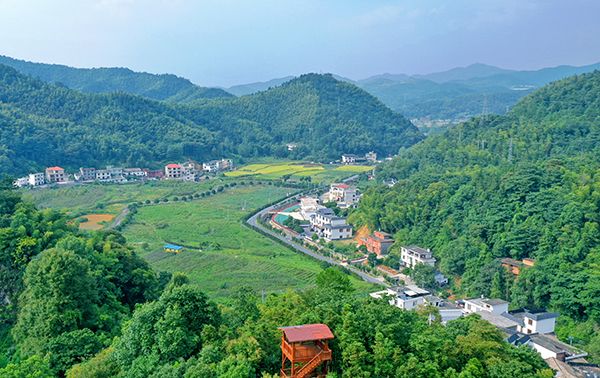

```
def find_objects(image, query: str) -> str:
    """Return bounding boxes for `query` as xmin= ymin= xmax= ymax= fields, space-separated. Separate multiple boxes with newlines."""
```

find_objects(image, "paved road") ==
xmin=246 ymin=194 xmax=387 ymax=287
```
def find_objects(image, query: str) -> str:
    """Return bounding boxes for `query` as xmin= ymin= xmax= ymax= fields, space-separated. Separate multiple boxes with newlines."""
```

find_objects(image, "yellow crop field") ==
xmin=225 ymin=161 xmax=374 ymax=182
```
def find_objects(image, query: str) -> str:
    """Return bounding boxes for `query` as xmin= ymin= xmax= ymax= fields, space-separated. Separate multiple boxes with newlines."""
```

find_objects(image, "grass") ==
xmin=123 ymin=185 xmax=375 ymax=299
xmin=225 ymin=161 xmax=373 ymax=183
xmin=22 ymin=180 xmax=222 ymax=216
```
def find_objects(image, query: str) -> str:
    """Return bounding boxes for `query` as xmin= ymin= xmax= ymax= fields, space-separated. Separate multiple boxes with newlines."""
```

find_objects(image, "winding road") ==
xmin=246 ymin=192 xmax=387 ymax=287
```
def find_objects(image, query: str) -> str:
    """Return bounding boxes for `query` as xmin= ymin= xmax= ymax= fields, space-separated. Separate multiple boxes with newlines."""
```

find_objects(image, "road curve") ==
xmin=246 ymin=193 xmax=387 ymax=287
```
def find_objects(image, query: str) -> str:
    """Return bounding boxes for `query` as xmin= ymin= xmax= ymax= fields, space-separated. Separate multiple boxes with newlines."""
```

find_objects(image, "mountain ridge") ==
xmin=0 ymin=55 xmax=234 ymax=102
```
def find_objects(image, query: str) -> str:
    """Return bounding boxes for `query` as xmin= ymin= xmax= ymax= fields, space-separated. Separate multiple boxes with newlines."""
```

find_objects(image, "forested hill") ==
xmin=181 ymin=73 xmax=422 ymax=159
xmin=0 ymin=55 xmax=233 ymax=102
xmin=376 ymin=70 xmax=600 ymax=178
xmin=0 ymin=66 xmax=421 ymax=174
xmin=352 ymin=71 xmax=600 ymax=357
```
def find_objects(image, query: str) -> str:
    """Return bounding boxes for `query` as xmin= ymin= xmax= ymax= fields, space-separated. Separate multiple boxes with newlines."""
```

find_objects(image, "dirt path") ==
xmin=109 ymin=207 xmax=130 ymax=229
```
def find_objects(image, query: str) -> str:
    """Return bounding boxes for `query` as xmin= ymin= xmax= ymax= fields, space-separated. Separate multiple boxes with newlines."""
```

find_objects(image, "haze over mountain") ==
xmin=219 ymin=61 xmax=600 ymax=122
xmin=0 ymin=55 xmax=233 ymax=103
xmin=0 ymin=64 xmax=420 ymax=174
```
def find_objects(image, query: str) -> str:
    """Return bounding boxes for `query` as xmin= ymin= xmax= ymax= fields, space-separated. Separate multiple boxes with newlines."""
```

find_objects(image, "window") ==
xmin=528 ymin=319 xmax=533 ymax=325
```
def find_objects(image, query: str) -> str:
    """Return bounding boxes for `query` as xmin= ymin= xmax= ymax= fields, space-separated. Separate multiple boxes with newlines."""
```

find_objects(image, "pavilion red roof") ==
xmin=46 ymin=166 xmax=64 ymax=171
xmin=279 ymin=324 xmax=334 ymax=343
xmin=166 ymin=163 xmax=181 ymax=168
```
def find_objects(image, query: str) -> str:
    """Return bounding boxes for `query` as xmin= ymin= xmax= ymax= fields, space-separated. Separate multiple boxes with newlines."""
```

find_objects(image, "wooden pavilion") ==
xmin=279 ymin=323 xmax=334 ymax=378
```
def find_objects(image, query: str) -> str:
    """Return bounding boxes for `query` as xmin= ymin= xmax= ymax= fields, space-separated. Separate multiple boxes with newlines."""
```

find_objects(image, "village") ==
xmin=11 ymin=151 xmax=597 ymax=376
xmin=12 ymin=158 xmax=234 ymax=188
xmin=264 ymin=179 xmax=595 ymax=376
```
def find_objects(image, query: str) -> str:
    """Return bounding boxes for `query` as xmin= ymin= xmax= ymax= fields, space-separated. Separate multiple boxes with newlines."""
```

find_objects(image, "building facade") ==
xmin=358 ymin=231 xmax=394 ymax=256
xmin=28 ymin=173 xmax=45 ymax=186
xmin=165 ymin=164 xmax=183 ymax=179
xmin=45 ymin=167 xmax=66 ymax=183
xmin=400 ymin=245 xmax=437 ymax=268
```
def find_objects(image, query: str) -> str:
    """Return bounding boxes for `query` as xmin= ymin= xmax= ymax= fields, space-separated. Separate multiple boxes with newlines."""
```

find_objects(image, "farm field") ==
xmin=23 ymin=180 xmax=222 ymax=216
xmin=225 ymin=161 xmax=373 ymax=182
xmin=123 ymin=185 xmax=375 ymax=299
xmin=79 ymin=213 xmax=115 ymax=230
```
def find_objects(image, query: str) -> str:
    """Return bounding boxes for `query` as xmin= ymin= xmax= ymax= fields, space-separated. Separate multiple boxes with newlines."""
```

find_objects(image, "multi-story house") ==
xmin=365 ymin=151 xmax=377 ymax=163
xmin=328 ymin=183 xmax=360 ymax=208
xmin=358 ymin=231 xmax=394 ymax=256
xmin=45 ymin=166 xmax=66 ymax=183
xmin=123 ymin=168 xmax=146 ymax=178
xmin=165 ymin=163 xmax=183 ymax=179
xmin=95 ymin=169 xmax=112 ymax=181
xmin=77 ymin=167 xmax=96 ymax=181
xmin=309 ymin=208 xmax=352 ymax=240
xmin=28 ymin=173 xmax=45 ymax=187
xmin=400 ymin=245 xmax=437 ymax=268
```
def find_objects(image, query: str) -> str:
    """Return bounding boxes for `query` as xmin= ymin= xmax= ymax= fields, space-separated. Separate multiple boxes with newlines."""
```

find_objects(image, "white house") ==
xmin=310 ymin=208 xmax=352 ymax=240
xmin=463 ymin=297 xmax=509 ymax=315
xmin=400 ymin=245 xmax=437 ymax=269
xmin=365 ymin=151 xmax=377 ymax=163
xmin=371 ymin=286 xmax=463 ymax=323
xmin=341 ymin=154 xmax=358 ymax=164
xmin=13 ymin=177 xmax=29 ymax=188
xmin=526 ymin=334 xmax=585 ymax=361
xmin=28 ymin=173 xmax=45 ymax=187
xmin=300 ymin=197 xmax=323 ymax=219
xmin=328 ymin=183 xmax=360 ymax=207
xmin=202 ymin=160 xmax=219 ymax=173
xmin=504 ymin=308 xmax=559 ymax=335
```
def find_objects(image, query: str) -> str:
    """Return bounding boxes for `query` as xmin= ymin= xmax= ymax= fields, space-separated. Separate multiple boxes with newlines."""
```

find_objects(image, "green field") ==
xmin=23 ymin=180 xmax=222 ymax=216
xmin=226 ymin=161 xmax=373 ymax=182
xmin=122 ymin=185 xmax=374 ymax=299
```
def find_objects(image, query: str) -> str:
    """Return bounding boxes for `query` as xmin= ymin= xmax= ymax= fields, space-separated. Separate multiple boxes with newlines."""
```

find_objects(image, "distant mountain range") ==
xmin=227 ymin=62 xmax=600 ymax=121
xmin=2 ymin=54 xmax=599 ymax=123
xmin=0 ymin=55 xmax=234 ymax=102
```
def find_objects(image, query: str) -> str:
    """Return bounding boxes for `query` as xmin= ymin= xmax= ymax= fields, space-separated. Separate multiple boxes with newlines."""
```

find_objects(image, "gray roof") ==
xmin=529 ymin=334 xmax=576 ymax=355
xmin=466 ymin=297 xmax=509 ymax=308
xmin=475 ymin=311 xmax=520 ymax=329
xmin=404 ymin=245 xmax=430 ymax=254
xmin=509 ymin=308 xmax=559 ymax=321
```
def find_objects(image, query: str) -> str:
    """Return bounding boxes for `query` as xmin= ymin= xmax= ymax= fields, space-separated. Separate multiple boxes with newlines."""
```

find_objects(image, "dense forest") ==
xmin=351 ymin=71 xmax=600 ymax=358
xmin=0 ymin=55 xmax=233 ymax=102
xmin=0 ymin=65 xmax=421 ymax=174
xmin=0 ymin=183 xmax=553 ymax=376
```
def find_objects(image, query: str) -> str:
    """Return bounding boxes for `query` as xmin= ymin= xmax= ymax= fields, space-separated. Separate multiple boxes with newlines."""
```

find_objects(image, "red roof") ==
xmin=333 ymin=183 xmax=350 ymax=189
xmin=46 ymin=166 xmax=64 ymax=171
xmin=279 ymin=324 xmax=334 ymax=343
xmin=166 ymin=163 xmax=181 ymax=168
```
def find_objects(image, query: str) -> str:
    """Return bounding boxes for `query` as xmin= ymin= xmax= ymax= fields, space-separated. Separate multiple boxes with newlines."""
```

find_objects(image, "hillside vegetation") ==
xmin=356 ymin=62 xmax=600 ymax=120
xmin=352 ymin=71 xmax=600 ymax=357
xmin=0 ymin=55 xmax=233 ymax=102
xmin=0 ymin=65 xmax=421 ymax=174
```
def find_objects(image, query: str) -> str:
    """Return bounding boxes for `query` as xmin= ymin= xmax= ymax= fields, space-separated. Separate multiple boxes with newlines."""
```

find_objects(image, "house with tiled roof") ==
xmin=45 ymin=166 xmax=66 ymax=183
xmin=164 ymin=163 xmax=183 ymax=179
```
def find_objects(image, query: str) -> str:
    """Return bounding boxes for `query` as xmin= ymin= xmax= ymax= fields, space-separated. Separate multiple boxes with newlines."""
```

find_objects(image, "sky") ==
xmin=0 ymin=0 xmax=599 ymax=87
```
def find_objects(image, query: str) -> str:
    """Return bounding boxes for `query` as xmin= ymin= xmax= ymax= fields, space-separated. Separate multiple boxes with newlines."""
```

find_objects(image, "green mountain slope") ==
xmin=0 ymin=55 xmax=233 ymax=102
xmin=183 ymin=73 xmax=422 ymax=159
xmin=0 ymin=66 xmax=421 ymax=174
xmin=352 ymin=71 xmax=600 ymax=356
xmin=356 ymin=62 xmax=600 ymax=120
